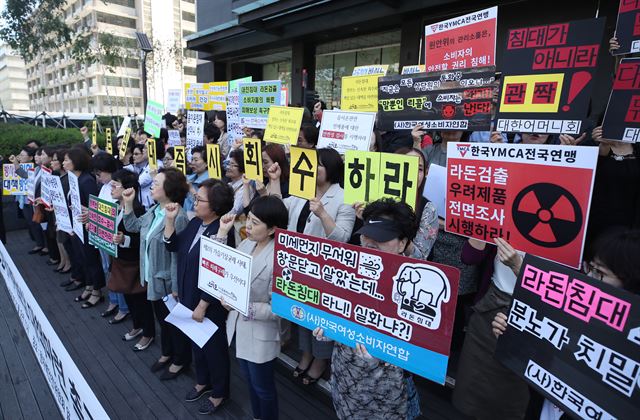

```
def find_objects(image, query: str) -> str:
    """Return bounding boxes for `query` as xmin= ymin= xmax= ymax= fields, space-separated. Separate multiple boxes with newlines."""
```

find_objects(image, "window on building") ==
xmin=263 ymin=60 xmax=291 ymax=91
xmin=96 ymin=12 xmax=136 ymax=29
xmin=183 ymin=30 xmax=194 ymax=38
xmin=106 ymin=0 xmax=135 ymax=7
xmin=184 ymin=66 xmax=197 ymax=76
xmin=182 ymin=11 xmax=195 ymax=22
xmin=182 ymin=0 xmax=195 ymax=4
xmin=183 ymin=48 xmax=196 ymax=59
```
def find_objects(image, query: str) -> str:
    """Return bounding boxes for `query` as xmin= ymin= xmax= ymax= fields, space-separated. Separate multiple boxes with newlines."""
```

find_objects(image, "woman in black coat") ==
xmin=163 ymin=178 xmax=235 ymax=415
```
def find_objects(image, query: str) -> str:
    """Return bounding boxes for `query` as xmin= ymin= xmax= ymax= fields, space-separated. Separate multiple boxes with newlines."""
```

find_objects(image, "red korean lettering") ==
xmin=625 ymin=95 xmax=640 ymax=123
xmin=613 ymin=62 xmax=640 ymax=90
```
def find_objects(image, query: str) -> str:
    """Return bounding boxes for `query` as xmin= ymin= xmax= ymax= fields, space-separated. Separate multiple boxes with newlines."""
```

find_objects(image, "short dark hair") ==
xmin=199 ymin=178 xmax=234 ymax=216
xmin=317 ymin=147 xmax=343 ymax=186
xmin=20 ymin=146 xmax=36 ymax=158
xmin=165 ymin=147 xmax=175 ymax=160
xmin=229 ymin=149 xmax=245 ymax=173
xmin=264 ymin=143 xmax=289 ymax=182
xmin=158 ymin=167 xmax=189 ymax=205
xmin=66 ymin=147 xmax=91 ymax=172
xmin=592 ymin=229 xmax=640 ymax=294
xmin=91 ymin=152 xmax=119 ymax=173
xmin=112 ymin=169 xmax=142 ymax=212
xmin=26 ymin=139 xmax=42 ymax=148
xmin=362 ymin=198 xmax=418 ymax=242
xmin=300 ymin=123 xmax=319 ymax=147
xmin=214 ymin=111 xmax=227 ymax=127
xmin=250 ymin=196 xmax=289 ymax=237
xmin=132 ymin=144 xmax=145 ymax=155
xmin=191 ymin=145 xmax=206 ymax=163
xmin=203 ymin=125 xmax=219 ymax=142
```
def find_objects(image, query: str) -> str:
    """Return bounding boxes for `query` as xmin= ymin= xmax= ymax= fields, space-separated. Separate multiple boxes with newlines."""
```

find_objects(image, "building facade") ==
xmin=186 ymin=0 xmax=617 ymax=118
xmin=25 ymin=0 xmax=197 ymax=116
xmin=0 ymin=43 xmax=29 ymax=111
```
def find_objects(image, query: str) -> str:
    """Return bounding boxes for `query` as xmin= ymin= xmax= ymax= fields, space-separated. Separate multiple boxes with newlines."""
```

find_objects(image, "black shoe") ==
xmin=100 ymin=306 xmax=118 ymax=318
xmin=81 ymin=295 xmax=104 ymax=308
xmin=28 ymin=247 xmax=43 ymax=255
xmin=65 ymin=282 xmax=85 ymax=292
xmin=185 ymin=387 xmax=211 ymax=402
xmin=150 ymin=358 xmax=171 ymax=372
xmin=58 ymin=267 xmax=72 ymax=274
xmin=198 ymin=398 xmax=226 ymax=415
xmin=46 ymin=259 xmax=60 ymax=266
xmin=38 ymin=249 xmax=49 ymax=256
xmin=160 ymin=365 xmax=186 ymax=381
xmin=109 ymin=313 xmax=130 ymax=324
xmin=59 ymin=279 xmax=73 ymax=287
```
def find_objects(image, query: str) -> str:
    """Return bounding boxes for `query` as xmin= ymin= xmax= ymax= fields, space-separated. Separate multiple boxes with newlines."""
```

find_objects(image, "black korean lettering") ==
xmin=292 ymin=152 xmax=314 ymax=191
xmin=383 ymin=161 xmax=412 ymax=203
xmin=348 ymin=157 xmax=376 ymax=202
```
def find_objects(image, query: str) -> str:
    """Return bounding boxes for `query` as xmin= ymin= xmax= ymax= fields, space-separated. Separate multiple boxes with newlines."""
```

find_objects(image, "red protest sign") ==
xmin=424 ymin=6 xmax=497 ymax=72
xmin=445 ymin=143 xmax=598 ymax=268
xmin=271 ymin=229 xmax=460 ymax=384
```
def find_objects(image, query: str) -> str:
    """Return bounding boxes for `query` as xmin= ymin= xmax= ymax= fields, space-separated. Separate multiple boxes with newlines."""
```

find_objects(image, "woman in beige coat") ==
xmin=222 ymin=196 xmax=289 ymax=420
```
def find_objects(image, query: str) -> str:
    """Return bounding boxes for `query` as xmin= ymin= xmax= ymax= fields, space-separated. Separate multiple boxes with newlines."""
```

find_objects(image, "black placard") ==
xmin=602 ymin=57 xmax=640 ymax=142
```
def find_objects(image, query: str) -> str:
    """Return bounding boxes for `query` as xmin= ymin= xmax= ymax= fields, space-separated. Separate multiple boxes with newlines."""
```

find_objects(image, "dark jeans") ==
xmin=193 ymin=327 xmax=230 ymax=398
xmin=23 ymin=205 xmax=45 ymax=248
xmin=237 ymin=358 xmax=278 ymax=420
xmin=151 ymin=299 xmax=192 ymax=366
xmin=124 ymin=292 xmax=155 ymax=338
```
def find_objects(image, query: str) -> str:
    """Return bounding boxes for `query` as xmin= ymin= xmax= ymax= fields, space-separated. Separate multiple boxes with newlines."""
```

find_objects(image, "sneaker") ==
xmin=185 ymin=386 xmax=211 ymax=402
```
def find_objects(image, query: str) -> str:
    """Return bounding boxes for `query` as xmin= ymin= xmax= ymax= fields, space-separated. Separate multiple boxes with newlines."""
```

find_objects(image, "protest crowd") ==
xmin=1 ymin=5 xmax=640 ymax=420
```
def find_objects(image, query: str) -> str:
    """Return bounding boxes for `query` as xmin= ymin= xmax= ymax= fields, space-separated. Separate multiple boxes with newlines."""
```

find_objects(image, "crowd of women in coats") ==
xmin=5 ymin=45 xmax=640 ymax=420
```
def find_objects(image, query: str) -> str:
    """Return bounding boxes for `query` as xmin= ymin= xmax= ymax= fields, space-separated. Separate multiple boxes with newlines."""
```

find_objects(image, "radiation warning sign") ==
xmin=445 ymin=142 xmax=598 ymax=268
xmin=496 ymin=18 xmax=605 ymax=134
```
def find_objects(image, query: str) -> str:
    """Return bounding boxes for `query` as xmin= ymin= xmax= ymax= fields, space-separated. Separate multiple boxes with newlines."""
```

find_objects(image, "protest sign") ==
xmin=173 ymin=146 xmax=187 ymax=175
xmin=289 ymin=146 xmax=317 ymax=200
xmin=401 ymin=65 xmax=426 ymax=75
xmin=209 ymin=81 xmax=228 ymax=110
xmin=117 ymin=116 xmax=131 ymax=138
xmin=341 ymin=75 xmax=379 ymax=112
xmin=39 ymin=167 xmax=55 ymax=209
xmin=602 ymin=57 xmax=640 ymax=142
xmin=243 ymin=138 xmax=263 ymax=181
xmin=263 ymin=105 xmax=304 ymax=145
xmin=352 ymin=65 xmax=389 ymax=76
xmin=239 ymin=80 xmax=282 ymax=128
xmin=67 ymin=171 xmax=84 ymax=243
xmin=445 ymin=142 xmax=597 ymax=268
xmin=87 ymin=195 xmax=118 ymax=258
xmin=46 ymin=174 xmax=72 ymax=234
xmin=272 ymin=229 xmax=460 ymax=384
xmin=344 ymin=151 xmax=418 ymax=210
xmin=425 ymin=6 xmax=497 ymax=72
xmin=147 ymin=138 xmax=157 ymax=170
xmin=423 ymin=163 xmax=447 ymax=219
xmin=26 ymin=168 xmax=36 ymax=203
xmin=226 ymin=92 xmax=243 ymax=147
xmin=229 ymin=76 xmax=252 ymax=93
xmin=168 ymin=129 xmax=181 ymax=146
xmin=185 ymin=82 xmax=210 ymax=110
xmin=2 ymin=163 xmax=33 ymax=195
xmin=317 ymin=110 xmax=376 ymax=154
xmin=495 ymin=254 xmax=640 ymax=420
xmin=206 ymin=143 xmax=222 ymax=180
xmin=91 ymin=120 xmax=97 ymax=147
xmin=496 ymin=18 xmax=605 ymax=134
xmin=105 ymin=128 xmax=112 ymax=155
xmin=198 ymin=235 xmax=252 ymax=316
xmin=613 ymin=0 xmax=640 ymax=55
xmin=377 ymin=67 xmax=495 ymax=132
xmin=281 ymin=87 xmax=289 ymax=106
xmin=186 ymin=110 xmax=205 ymax=155
xmin=166 ymin=88 xmax=182 ymax=113
xmin=144 ymin=100 xmax=163 ymax=138
xmin=119 ymin=127 xmax=131 ymax=158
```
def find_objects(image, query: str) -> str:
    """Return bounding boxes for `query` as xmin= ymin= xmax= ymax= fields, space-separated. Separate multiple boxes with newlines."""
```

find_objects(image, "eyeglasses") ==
xmin=111 ymin=183 xmax=123 ymax=189
xmin=195 ymin=196 xmax=209 ymax=203
xmin=586 ymin=262 xmax=606 ymax=282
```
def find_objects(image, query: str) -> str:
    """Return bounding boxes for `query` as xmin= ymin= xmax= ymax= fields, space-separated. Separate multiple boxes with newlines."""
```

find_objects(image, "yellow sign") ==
xmin=206 ymin=144 xmax=222 ymax=180
xmin=147 ymin=138 xmax=157 ymax=170
xmin=341 ymin=75 xmax=380 ymax=112
xmin=379 ymin=153 xmax=419 ymax=210
xmin=174 ymin=146 xmax=187 ymax=175
xmin=263 ymin=106 xmax=305 ymax=145
xmin=352 ymin=64 xmax=389 ymax=76
xmin=499 ymin=73 xmax=565 ymax=113
xmin=119 ymin=127 xmax=131 ymax=157
xmin=401 ymin=65 xmax=426 ymax=75
xmin=91 ymin=120 xmax=97 ymax=146
xmin=243 ymin=138 xmax=263 ymax=181
xmin=184 ymin=81 xmax=229 ymax=111
xmin=209 ymin=81 xmax=228 ymax=111
xmin=344 ymin=151 xmax=381 ymax=205
xmin=105 ymin=128 xmax=112 ymax=155
xmin=343 ymin=151 xmax=419 ymax=210
xmin=289 ymin=146 xmax=317 ymax=200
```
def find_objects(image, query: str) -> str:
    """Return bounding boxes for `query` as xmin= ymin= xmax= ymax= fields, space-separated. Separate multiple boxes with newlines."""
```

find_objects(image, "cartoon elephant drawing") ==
xmin=393 ymin=263 xmax=450 ymax=328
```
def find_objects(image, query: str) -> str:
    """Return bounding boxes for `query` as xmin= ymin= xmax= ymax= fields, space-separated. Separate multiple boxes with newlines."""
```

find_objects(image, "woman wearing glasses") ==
xmin=163 ymin=179 xmax=236 ymax=414
xmin=125 ymin=144 xmax=154 ymax=209
xmin=122 ymin=168 xmax=190 ymax=376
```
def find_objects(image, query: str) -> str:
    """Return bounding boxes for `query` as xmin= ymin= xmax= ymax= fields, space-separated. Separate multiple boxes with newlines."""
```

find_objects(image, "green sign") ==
xmin=88 ymin=195 xmax=118 ymax=258
xmin=229 ymin=76 xmax=252 ymax=93
xmin=144 ymin=100 xmax=164 ymax=138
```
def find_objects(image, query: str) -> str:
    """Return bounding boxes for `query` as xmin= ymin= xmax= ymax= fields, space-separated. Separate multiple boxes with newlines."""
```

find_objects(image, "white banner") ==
xmin=168 ymin=129 xmax=181 ymax=147
xmin=117 ymin=116 xmax=131 ymax=138
xmin=0 ymin=242 xmax=109 ymax=420
xmin=67 ymin=172 xmax=84 ymax=243
xmin=166 ymin=89 xmax=182 ymax=114
xmin=226 ymin=92 xmax=242 ymax=148
xmin=317 ymin=110 xmax=376 ymax=154
xmin=186 ymin=110 xmax=205 ymax=160
xmin=198 ymin=236 xmax=252 ymax=316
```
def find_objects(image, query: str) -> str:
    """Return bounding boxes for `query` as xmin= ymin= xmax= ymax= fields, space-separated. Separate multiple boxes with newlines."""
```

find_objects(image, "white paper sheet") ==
xmin=424 ymin=163 xmax=447 ymax=219
xmin=164 ymin=303 xmax=218 ymax=348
